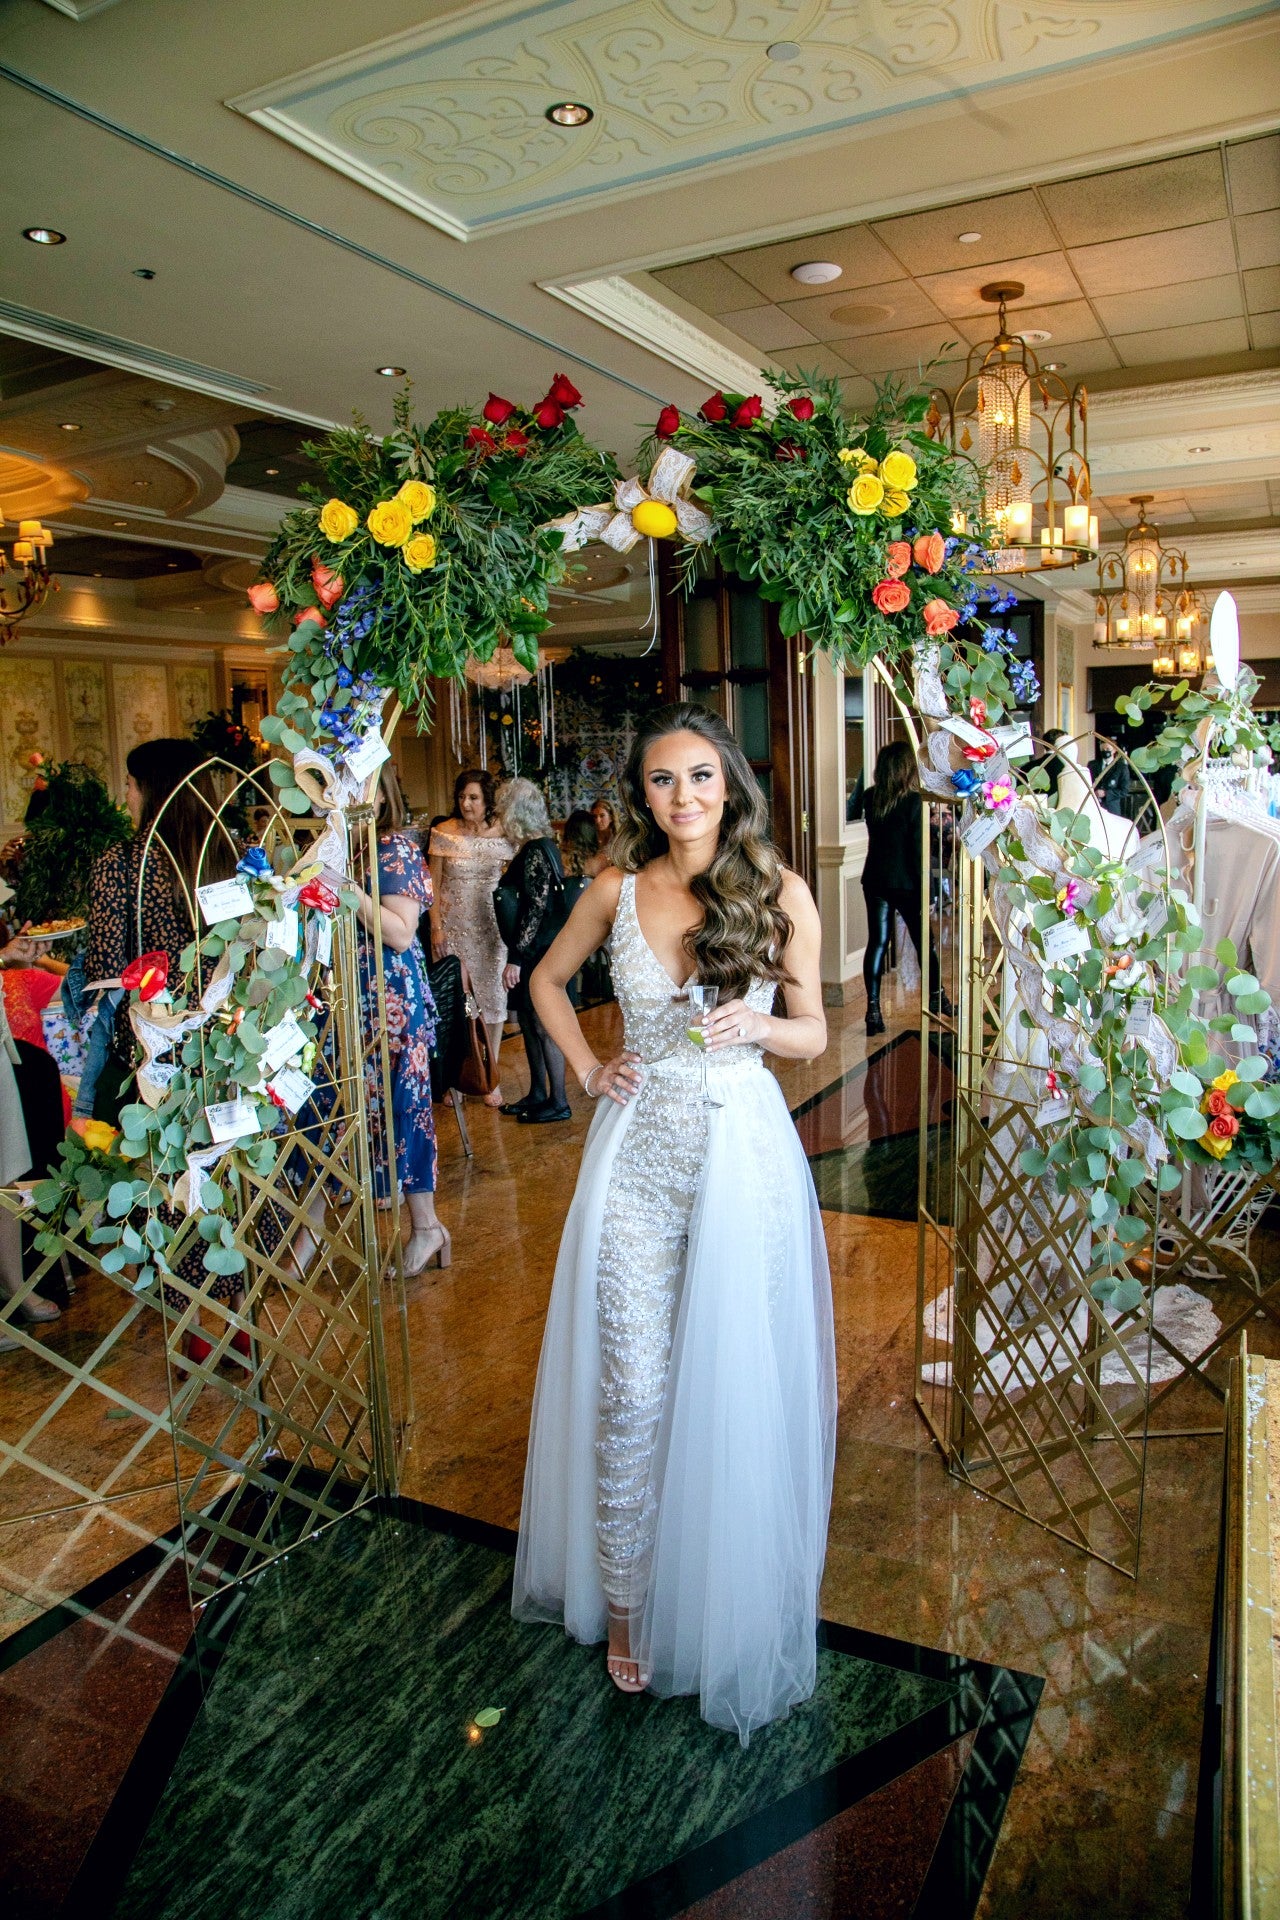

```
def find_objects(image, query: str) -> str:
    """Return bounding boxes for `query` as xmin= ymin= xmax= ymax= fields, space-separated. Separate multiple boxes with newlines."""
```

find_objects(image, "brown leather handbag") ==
xmin=455 ymin=972 xmax=498 ymax=1097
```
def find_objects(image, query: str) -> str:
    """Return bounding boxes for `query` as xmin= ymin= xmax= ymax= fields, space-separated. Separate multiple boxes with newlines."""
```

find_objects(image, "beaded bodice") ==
xmin=611 ymin=873 xmax=774 ymax=1074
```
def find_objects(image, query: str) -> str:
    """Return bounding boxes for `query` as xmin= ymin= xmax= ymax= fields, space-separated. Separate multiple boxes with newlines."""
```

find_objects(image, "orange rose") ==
xmin=246 ymin=581 xmax=279 ymax=614
xmin=1209 ymin=1112 xmax=1240 ymax=1139
xmin=1204 ymin=1089 xmax=1232 ymax=1118
xmin=872 ymin=578 xmax=912 ymax=615
xmin=913 ymin=531 xmax=947 ymax=574
xmin=922 ymin=598 xmax=960 ymax=636
xmin=885 ymin=541 xmax=911 ymax=578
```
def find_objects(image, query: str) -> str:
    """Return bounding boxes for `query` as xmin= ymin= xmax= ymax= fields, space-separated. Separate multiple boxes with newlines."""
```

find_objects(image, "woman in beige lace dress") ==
xmin=428 ymin=768 xmax=514 ymax=1105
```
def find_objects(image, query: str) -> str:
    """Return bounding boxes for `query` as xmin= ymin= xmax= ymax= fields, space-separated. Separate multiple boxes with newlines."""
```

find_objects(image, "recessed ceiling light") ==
xmin=112 ymin=519 xmax=127 ymax=528
xmin=265 ymin=466 xmax=279 ymax=475
xmin=1019 ymin=328 xmax=1052 ymax=344
xmin=166 ymin=562 xmax=178 ymax=570
xmin=23 ymin=226 xmax=65 ymax=246
xmin=92 ymin=570 xmax=102 ymax=578
xmin=766 ymin=41 xmax=801 ymax=61
xmin=957 ymin=231 xmax=982 ymax=244
xmin=1188 ymin=444 xmax=1211 ymax=454
xmin=546 ymin=102 xmax=593 ymax=126
xmin=1044 ymin=361 xmax=1065 ymax=371
xmin=790 ymin=261 xmax=842 ymax=285
xmin=59 ymin=421 xmax=81 ymax=432
xmin=376 ymin=365 xmax=406 ymax=377
xmin=132 ymin=267 xmax=156 ymax=280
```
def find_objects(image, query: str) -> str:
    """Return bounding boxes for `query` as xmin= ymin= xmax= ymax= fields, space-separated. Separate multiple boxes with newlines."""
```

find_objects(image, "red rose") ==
xmin=1204 ymin=1089 xmax=1232 ymax=1118
xmin=732 ymin=395 xmax=764 ymax=427
xmin=501 ymin=428 xmax=529 ymax=456
xmin=532 ymin=399 xmax=565 ymax=430
xmin=786 ymin=395 xmax=815 ymax=422
xmin=922 ymin=597 xmax=960 ymax=636
xmin=299 ymin=879 xmax=339 ymax=915
xmin=545 ymin=373 xmax=583 ymax=410
xmin=121 ymin=950 xmax=169 ymax=1002
xmin=872 ymin=578 xmax=912 ymax=616
xmin=246 ymin=580 xmax=279 ymax=614
xmin=1209 ymin=1112 xmax=1240 ymax=1139
xmin=656 ymin=405 xmax=680 ymax=438
xmin=700 ymin=391 xmax=728 ymax=422
xmin=467 ymin=425 xmax=497 ymax=452
xmin=293 ymin=605 xmax=326 ymax=629
xmin=914 ymin=531 xmax=947 ymax=574
xmin=774 ymin=439 xmax=807 ymax=462
xmin=310 ymin=561 xmax=345 ymax=609
xmin=482 ymin=393 xmax=517 ymax=425
xmin=885 ymin=541 xmax=911 ymax=579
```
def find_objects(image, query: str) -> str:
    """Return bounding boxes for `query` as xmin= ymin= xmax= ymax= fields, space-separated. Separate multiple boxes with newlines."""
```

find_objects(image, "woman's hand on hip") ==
xmin=502 ymin=962 xmax=521 ymax=990
xmin=702 ymin=998 xmax=764 ymax=1049
xmin=589 ymin=1050 xmax=644 ymax=1107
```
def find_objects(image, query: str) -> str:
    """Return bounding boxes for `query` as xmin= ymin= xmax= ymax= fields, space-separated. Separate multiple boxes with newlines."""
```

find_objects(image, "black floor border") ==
xmin=31 ymin=1493 xmax=1040 ymax=1920
xmin=0 ymin=1533 xmax=178 ymax=1676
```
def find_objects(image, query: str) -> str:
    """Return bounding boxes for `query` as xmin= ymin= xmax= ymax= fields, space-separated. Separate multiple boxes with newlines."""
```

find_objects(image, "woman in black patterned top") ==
xmin=497 ymin=778 xmax=570 ymax=1123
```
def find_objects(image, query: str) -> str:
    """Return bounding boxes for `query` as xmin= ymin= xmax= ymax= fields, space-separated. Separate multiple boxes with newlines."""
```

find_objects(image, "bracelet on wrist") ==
xmin=584 ymin=1063 xmax=604 ymax=1098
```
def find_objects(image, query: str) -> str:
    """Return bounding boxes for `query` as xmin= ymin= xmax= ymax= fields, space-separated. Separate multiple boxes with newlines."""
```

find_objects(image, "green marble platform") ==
xmin=109 ymin=1503 xmax=1036 ymax=1919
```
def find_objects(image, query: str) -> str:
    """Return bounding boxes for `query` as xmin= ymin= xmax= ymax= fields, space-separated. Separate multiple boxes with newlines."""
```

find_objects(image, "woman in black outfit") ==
xmin=854 ymin=740 xmax=946 ymax=1038
xmin=496 ymin=779 xmax=570 ymax=1124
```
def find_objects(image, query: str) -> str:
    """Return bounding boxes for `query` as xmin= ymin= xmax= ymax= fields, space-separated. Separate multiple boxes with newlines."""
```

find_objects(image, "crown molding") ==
xmin=543 ymin=275 xmax=780 ymax=408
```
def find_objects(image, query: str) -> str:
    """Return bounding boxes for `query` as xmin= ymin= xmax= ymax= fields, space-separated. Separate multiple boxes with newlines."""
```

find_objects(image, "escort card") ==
xmin=306 ymin=913 xmax=333 ymax=968
xmin=264 ymin=906 xmax=299 ymax=955
xmin=1035 ymin=1098 xmax=1072 ymax=1128
xmin=344 ymin=728 xmax=391 ymax=784
xmin=1130 ymin=835 xmax=1167 ymax=875
xmin=961 ymin=810 xmax=1005 ymax=857
xmin=1124 ymin=995 xmax=1154 ymax=1041
xmin=1040 ymin=919 xmax=1091 ymax=965
xmin=267 ymin=1066 xmax=316 ymax=1114
xmin=259 ymin=1010 xmax=305 ymax=1077
xmin=1144 ymin=898 xmax=1171 ymax=938
xmin=991 ymin=722 xmax=1033 ymax=760
xmin=204 ymin=1099 xmax=260 ymax=1145
xmin=196 ymin=877 xmax=254 ymax=925
xmin=940 ymin=716 xmax=993 ymax=750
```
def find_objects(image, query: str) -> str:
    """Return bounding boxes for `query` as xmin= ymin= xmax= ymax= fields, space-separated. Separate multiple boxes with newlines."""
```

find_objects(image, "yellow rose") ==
xmin=81 ymin=1120 xmax=119 ymax=1154
xmin=880 ymin=450 xmax=918 ymax=491
xmin=1202 ymin=1129 xmax=1235 ymax=1159
xmin=838 ymin=446 xmax=877 ymax=471
xmin=848 ymin=473 xmax=885 ymax=515
xmin=366 ymin=498 xmax=413 ymax=548
xmin=403 ymin=532 xmax=438 ymax=573
xmin=881 ymin=487 xmax=911 ymax=517
xmin=318 ymin=498 xmax=359 ymax=543
xmin=396 ymin=480 xmax=436 ymax=523
xmin=1211 ymin=1069 xmax=1240 ymax=1092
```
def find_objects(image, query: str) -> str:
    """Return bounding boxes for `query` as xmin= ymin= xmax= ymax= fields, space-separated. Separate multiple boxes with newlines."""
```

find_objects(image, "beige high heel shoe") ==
xmin=402 ymin=1222 xmax=451 ymax=1276
xmin=0 ymin=1277 xmax=60 ymax=1324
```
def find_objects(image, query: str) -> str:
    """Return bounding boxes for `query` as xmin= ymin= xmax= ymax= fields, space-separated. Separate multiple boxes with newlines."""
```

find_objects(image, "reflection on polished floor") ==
xmin=0 ymin=983 xmax=1236 ymax=1916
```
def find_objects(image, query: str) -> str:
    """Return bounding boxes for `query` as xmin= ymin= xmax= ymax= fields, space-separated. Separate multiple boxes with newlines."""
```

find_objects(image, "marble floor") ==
xmin=0 ymin=977 xmax=1249 ymax=1916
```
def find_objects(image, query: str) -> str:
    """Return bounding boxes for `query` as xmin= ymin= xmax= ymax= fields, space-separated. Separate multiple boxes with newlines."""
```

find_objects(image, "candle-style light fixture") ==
xmin=0 ymin=518 xmax=55 ymax=645
xmin=1093 ymin=496 xmax=1206 ymax=660
xmin=926 ymin=281 xmax=1096 ymax=574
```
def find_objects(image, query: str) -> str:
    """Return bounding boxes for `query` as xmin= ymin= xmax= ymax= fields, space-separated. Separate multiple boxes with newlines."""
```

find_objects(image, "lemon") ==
xmin=631 ymin=499 xmax=678 ymax=540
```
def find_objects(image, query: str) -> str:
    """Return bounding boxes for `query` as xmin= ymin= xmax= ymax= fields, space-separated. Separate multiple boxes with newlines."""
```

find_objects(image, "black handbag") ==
xmin=426 ymin=952 xmax=468 ymax=1102
xmin=493 ymin=838 xmax=566 ymax=954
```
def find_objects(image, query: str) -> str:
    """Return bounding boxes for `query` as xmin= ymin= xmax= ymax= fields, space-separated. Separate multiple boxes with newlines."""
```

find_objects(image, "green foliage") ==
xmin=14 ymin=760 xmax=132 ymax=927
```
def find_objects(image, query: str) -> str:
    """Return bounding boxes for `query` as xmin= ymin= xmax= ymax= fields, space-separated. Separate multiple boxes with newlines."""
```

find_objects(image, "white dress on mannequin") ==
xmin=511 ymin=873 xmax=837 ymax=1745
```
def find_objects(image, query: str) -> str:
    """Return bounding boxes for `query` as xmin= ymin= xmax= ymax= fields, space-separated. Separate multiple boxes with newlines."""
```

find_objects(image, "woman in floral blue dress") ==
xmin=352 ymin=769 xmax=450 ymax=1275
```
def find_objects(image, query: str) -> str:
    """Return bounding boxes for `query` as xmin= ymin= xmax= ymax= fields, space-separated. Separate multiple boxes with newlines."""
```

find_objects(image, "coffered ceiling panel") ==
xmin=719 ymin=227 xmax=907 ymax=303
xmin=1111 ymin=318 xmax=1250 ymax=364
xmin=952 ymin=300 xmax=1099 ymax=349
xmin=228 ymin=0 xmax=1263 ymax=239
xmin=1236 ymin=210 xmax=1280 ymax=271
xmin=1228 ymin=134 xmax=1280 ymax=214
xmin=1092 ymin=272 xmax=1244 ymax=336
xmin=1068 ymin=220 xmax=1239 ymax=297
xmin=716 ymin=304 xmax=816 ymax=351
xmin=777 ymin=280 xmax=945 ymax=343
xmin=918 ymin=250 xmax=1083 ymax=319
xmin=1039 ymin=149 xmax=1229 ymax=247
xmin=868 ymin=191 xmax=1058 ymax=276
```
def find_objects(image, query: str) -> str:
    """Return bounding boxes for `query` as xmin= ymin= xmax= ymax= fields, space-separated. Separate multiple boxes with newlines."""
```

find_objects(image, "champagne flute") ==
xmin=685 ymin=984 xmax=723 ymax=1107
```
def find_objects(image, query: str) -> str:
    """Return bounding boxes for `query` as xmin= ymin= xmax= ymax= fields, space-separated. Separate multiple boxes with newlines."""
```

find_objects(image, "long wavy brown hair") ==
xmin=613 ymin=703 xmax=792 ymax=997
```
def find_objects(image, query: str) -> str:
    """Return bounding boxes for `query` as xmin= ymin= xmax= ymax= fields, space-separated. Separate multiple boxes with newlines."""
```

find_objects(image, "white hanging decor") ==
xmin=464 ymin=644 xmax=537 ymax=691
xmin=1209 ymin=589 xmax=1240 ymax=689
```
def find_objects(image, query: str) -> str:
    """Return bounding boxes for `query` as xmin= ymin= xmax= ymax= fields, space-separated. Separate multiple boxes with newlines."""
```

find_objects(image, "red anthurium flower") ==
xmin=293 ymin=606 xmax=326 ymax=630
xmin=545 ymin=373 xmax=583 ymax=410
xmin=267 ymin=1085 xmax=289 ymax=1112
xmin=700 ymin=391 xmax=728 ymax=422
xmin=467 ymin=425 xmax=497 ymax=452
xmin=310 ymin=561 xmax=345 ymax=610
xmin=922 ymin=597 xmax=960 ymax=636
xmin=246 ymin=580 xmax=279 ymax=614
xmin=656 ymin=405 xmax=681 ymax=439
xmin=482 ymin=393 xmax=518 ymax=425
xmin=872 ymin=578 xmax=911 ymax=615
xmin=732 ymin=395 xmax=764 ymax=427
xmin=532 ymin=399 xmax=565 ymax=430
xmin=786 ymin=395 xmax=815 ymax=421
xmin=121 ymin=950 xmax=169 ymax=1001
xmin=884 ymin=541 xmax=911 ymax=578
xmin=501 ymin=428 xmax=530 ymax=456
xmin=299 ymin=879 xmax=339 ymax=915
xmin=962 ymin=738 xmax=998 ymax=762
xmin=913 ymin=531 xmax=947 ymax=574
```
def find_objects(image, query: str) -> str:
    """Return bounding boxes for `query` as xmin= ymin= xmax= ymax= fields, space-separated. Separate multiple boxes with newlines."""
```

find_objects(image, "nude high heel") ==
xmin=402 ymin=1222 xmax=451 ymax=1276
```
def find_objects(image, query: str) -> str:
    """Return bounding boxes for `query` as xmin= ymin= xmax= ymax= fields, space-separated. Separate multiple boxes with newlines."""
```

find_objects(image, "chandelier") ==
xmin=463 ymin=644 xmax=537 ymax=691
xmin=0 ymin=518 xmax=55 ymax=644
xmin=1093 ymin=497 xmax=1206 ymax=670
xmin=927 ymin=282 xmax=1097 ymax=575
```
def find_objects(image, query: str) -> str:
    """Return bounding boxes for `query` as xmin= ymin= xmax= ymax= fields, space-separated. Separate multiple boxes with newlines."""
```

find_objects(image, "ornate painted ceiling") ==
xmin=231 ymin=0 xmax=1266 ymax=239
